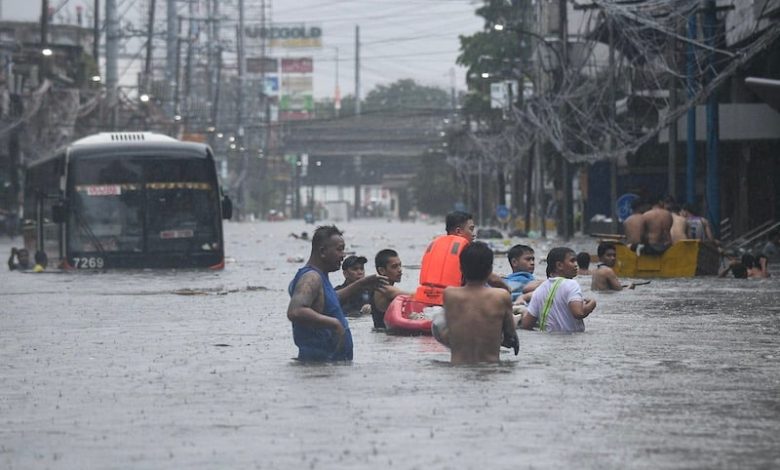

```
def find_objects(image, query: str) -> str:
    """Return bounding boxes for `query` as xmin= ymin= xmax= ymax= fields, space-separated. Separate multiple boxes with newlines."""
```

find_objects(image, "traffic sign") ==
xmin=616 ymin=193 xmax=639 ymax=222
xmin=496 ymin=204 xmax=510 ymax=222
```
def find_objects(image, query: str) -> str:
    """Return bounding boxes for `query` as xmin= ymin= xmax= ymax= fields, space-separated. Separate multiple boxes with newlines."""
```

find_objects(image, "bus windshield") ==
xmin=69 ymin=156 xmax=220 ymax=255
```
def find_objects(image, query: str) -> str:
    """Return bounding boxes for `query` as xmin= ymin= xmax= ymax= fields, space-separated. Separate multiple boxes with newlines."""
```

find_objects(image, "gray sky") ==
xmin=2 ymin=0 xmax=485 ymax=99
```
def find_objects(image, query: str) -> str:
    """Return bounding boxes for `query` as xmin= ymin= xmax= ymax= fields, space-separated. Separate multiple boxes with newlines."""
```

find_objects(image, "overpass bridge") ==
xmin=281 ymin=109 xmax=455 ymax=217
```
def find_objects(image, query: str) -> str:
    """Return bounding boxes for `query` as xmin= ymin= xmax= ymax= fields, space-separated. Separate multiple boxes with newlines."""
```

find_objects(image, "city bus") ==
xmin=23 ymin=132 xmax=232 ymax=270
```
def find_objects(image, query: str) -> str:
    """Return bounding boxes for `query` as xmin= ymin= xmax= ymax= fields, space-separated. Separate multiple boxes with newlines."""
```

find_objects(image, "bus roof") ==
xmin=71 ymin=132 xmax=178 ymax=146
xmin=27 ymin=132 xmax=212 ymax=169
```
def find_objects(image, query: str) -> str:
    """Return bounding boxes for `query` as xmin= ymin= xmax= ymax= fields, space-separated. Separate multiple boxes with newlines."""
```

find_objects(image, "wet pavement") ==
xmin=1 ymin=219 xmax=779 ymax=469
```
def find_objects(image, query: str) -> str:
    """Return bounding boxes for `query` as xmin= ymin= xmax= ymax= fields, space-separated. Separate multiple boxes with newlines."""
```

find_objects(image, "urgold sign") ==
xmin=245 ymin=24 xmax=323 ymax=48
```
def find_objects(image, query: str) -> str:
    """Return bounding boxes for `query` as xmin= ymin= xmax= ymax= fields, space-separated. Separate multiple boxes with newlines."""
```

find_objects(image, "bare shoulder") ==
xmin=443 ymin=286 xmax=465 ymax=301
xmin=486 ymin=287 xmax=512 ymax=306
xmin=290 ymin=271 xmax=323 ymax=306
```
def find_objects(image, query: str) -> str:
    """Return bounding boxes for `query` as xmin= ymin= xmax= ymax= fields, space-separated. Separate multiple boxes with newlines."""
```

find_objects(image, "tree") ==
xmin=363 ymin=79 xmax=450 ymax=112
xmin=456 ymin=0 xmax=534 ymax=118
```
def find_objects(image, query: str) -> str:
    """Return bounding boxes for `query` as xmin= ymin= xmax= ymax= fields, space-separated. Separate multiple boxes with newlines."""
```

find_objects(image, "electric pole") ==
xmin=143 ymin=0 xmax=156 ymax=95
xmin=355 ymin=25 xmax=361 ymax=116
xmin=166 ymin=0 xmax=177 ymax=115
xmin=106 ymin=0 xmax=118 ymax=128
xmin=559 ymin=0 xmax=572 ymax=240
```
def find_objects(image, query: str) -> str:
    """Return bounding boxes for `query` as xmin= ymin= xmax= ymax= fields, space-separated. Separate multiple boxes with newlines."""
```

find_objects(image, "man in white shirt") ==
xmin=520 ymin=247 xmax=596 ymax=333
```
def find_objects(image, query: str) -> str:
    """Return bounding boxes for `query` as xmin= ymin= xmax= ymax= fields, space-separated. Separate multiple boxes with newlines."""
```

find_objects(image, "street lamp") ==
xmin=41 ymin=48 xmax=53 ymax=56
xmin=139 ymin=94 xmax=150 ymax=103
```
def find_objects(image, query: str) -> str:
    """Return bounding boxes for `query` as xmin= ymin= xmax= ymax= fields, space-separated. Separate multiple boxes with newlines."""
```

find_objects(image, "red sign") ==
xmin=279 ymin=110 xmax=312 ymax=121
xmin=281 ymin=58 xmax=313 ymax=73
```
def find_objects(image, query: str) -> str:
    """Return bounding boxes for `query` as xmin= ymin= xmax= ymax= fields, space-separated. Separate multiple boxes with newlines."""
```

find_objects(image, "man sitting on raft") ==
xmin=438 ymin=241 xmax=519 ymax=364
xmin=414 ymin=211 xmax=509 ymax=306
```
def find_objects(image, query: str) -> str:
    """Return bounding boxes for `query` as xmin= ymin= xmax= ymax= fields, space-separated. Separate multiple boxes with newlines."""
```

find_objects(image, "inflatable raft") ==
xmin=383 ymin=294 xmax=434 ymax=335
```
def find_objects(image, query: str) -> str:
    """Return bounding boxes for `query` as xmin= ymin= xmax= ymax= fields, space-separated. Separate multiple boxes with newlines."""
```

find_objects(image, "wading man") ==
xmin=591 ymin=242 xmax=635 ymax=291
xmin=415 ymin=211 xmax=509 ymax=305
xmin=442 ymin=241 xmax=518 ymax=364
xmin=287 ymin=225 xmax=386 ymax=361
xmin=521 ymin=247 xmax=597 ymax=333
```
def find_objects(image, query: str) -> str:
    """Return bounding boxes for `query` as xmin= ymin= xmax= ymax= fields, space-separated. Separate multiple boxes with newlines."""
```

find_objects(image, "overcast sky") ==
xmin=2 ymin=0 xmax=485 ymax=99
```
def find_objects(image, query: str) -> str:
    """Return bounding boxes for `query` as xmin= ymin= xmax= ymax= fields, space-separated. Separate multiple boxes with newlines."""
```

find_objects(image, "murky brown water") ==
xmin=1 ymin=220 xmax=779 ymax=469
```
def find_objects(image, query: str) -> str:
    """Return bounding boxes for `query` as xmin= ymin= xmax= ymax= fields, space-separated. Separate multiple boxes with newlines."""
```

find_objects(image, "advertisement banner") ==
xmin=263 ymin=76 xmax=279 ymax=95
xmin=245 ymin=24 xmax=322 ymax=49
xmin=282 ymin=76 xmax=313 ymax=93
xmin=280 ymin=94 xmax=314 ymax=112
xmin=281 ymin=58 xmax=313 ymax=74
xmin=279 ymin=110 xmax=312 ymax=121
xmin=247 ymin=57 xmax=278 ymax=74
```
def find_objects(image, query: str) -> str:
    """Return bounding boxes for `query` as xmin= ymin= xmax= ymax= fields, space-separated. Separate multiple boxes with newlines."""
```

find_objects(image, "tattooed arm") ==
xmin=287 ymin=271 xmax=344 ymax=335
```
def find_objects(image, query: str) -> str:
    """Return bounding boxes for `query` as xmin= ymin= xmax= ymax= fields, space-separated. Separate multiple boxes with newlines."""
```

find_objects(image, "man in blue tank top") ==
xmin=287 ymin=225 xmax=387 ymax=361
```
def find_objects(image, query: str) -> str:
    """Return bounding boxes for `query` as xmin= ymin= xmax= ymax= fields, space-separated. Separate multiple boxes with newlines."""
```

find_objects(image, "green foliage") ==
xmin=363 ymin=79 xmax=450 ymax=111
xmin=457 ymin=0 xmax=534 ymax=116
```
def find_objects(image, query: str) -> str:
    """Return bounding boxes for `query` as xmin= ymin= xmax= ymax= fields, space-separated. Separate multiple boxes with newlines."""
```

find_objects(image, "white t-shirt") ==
xmin=527 ymin=277 xmax=585 ymax=332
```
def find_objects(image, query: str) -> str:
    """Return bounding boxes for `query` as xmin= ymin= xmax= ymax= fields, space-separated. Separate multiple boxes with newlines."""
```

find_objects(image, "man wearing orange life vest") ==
xmin=414 ymin=211 xmax=510 ymax=305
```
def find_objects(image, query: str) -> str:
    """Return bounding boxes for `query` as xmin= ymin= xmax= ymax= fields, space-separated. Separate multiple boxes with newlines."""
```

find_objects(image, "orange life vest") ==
xmin=413 ymin=234 xmax=469 ymax=305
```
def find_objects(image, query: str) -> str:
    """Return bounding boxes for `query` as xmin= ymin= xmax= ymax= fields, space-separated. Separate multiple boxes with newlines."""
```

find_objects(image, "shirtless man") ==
xmin=668 ymin=203 xmax=688 ymax=244
xmin=641 ymin=198 xmax=673 ymax=254
xmin=442 ymin=241 xmax=519 ymax=364
xmin=591 ymin=242 xmax=635 ymax=291
xmin=370 ymin=249 xmax=409 ymax=329
xmin=287 ymin=225 xmax=387 ymax=361
xmin=623 ymin=199 xmax=646 ymax=247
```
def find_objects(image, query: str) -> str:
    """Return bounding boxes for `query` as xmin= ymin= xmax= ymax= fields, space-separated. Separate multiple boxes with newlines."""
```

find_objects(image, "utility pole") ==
xmin=559 ymin=0 xmax=572 ymax=240
xmin=173 ymin=16 xmax=183 ymax=119
xmin=237 ymin=0 xmax=245 ymax=137
xmin=40 ymin=0 xmax=49 ymax=78
xmin=667 ymin=15 xmax=678 ymax=200
xmin=183 ymin=0 xmax=195 ymax=130
xmin=208 ymin=0 xmax=220 ymax=128
xmin=143 ymin=0 xmax=156 ymax=95
xmin=703 ymin=0 xmax=720 ymax=236
xmin=685 ymin=12 xmax=697 ymax=205
xmin=608 ymin=14 xmax=618 ymax=234
xmin=355 ymin=25 xmax=361 ymax=116
xmin=166 ymin=0 xmax=177 ymax=115
xmin=105 ymin=0 xmax=118 ymax=128
xmin=535 ymin=0 xmax=546 ymax=238
xmin=93 ymin=0 xmax=99 ymax=66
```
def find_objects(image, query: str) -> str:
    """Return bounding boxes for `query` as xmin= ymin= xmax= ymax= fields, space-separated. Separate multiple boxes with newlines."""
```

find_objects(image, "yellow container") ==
xmin=613 ymin=241 xmax=720 ymax=278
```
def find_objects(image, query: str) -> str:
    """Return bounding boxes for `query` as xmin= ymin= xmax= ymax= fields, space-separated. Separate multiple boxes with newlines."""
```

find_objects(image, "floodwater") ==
xmin=1 ymin=219 xmax=779 ymax=469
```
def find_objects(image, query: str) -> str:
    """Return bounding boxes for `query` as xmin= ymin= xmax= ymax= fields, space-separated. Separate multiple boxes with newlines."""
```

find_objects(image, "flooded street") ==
xmin=2 ymin=219 xmax=779 ymax=469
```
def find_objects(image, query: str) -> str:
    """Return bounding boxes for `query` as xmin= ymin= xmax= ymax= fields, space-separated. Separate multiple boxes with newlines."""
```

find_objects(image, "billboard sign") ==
xmin=280 ymin=94 xmax=313 ymax=112
xmin=281 ymin=58 xmax=313 ymax=74
xmin=263 ymin=76 xmax=279 ymax=95
xmin=245 ymin=24 xmax=322 ymax=49
xmin=247 ymin=57 xmax=278 ymax=74
xmin=282 ymin=76 xmax=313 ymax=93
